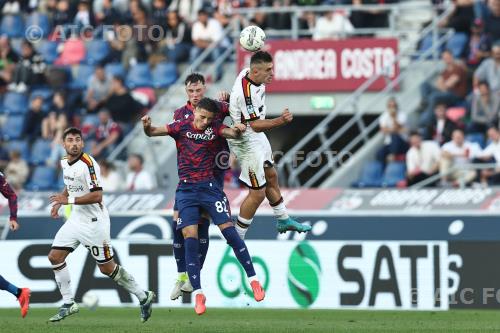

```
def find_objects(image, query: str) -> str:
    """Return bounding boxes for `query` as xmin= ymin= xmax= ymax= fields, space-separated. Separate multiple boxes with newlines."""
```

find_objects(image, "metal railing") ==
xmin=275 ymin=5 xmax=454 ymax=187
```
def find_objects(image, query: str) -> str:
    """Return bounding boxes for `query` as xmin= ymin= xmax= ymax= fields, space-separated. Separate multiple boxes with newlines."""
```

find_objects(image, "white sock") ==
xmin=193 ymin=289 xmax=203 ymax=296
xmin=110 ymin=265 xmax=147 ymax=302
xmin=235 ymin=216 xmax=253 ymax=239
xmin=52 ymin=262 xmax=74 ymax=304
xmin=270 ymin=197 xmax=289 ymax=220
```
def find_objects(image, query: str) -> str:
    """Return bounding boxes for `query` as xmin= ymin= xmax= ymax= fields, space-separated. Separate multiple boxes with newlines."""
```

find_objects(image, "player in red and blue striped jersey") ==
xmin=142 ymin=97 xmax=265 ymax=315
xmin=0 ymin=172 xmax=30 ymax=318
xmin=169 ymin=73 xmax=231 ymax=300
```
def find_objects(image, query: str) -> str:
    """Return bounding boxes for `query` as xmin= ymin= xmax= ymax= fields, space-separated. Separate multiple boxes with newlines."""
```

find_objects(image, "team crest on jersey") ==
xmin=204 ymin=127 xmax=213 ymax=136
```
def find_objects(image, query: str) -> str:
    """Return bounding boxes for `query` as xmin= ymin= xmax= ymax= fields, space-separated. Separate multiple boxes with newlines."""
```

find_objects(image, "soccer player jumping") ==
xmin=228 ymin=51 xmax=311 ymax=238
xmin=169 ymin=73 xmax=231 ymax=300
xmin=143 ymin=97 xmax=265 ymax=315
xmin=48 ymin=127 xmax=155 ymax=323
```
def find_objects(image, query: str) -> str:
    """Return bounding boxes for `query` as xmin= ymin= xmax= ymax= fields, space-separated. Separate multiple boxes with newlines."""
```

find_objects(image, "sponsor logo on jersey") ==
xmin=68 ymin=184 xmax=85 ymax=192
xmin=64 ymin=175 xmax=75 ymax=181
xmin=186 ymin=128 xmax=216 ymax=141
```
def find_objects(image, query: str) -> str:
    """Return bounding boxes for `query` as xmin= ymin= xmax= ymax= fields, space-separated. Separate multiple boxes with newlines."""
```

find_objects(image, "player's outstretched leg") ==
xmin=100 ymin=261 xmax=154 ymax=323
xmin=0 ymin=274 xmax=30 ymax=318
xmin=48 ymin=250 xmax=79 ymax=322
xmin=220 ymin=223 xmax=265 ymax=302
xmin=265 ymin=167 xmax=311 ymax=234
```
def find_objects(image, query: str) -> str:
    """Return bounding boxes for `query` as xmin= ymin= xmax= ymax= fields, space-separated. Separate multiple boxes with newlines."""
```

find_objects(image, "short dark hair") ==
xmin=185 ymin=73 xmax=205 ymax=86
xmin=63 ymin=127 xmax=82 ymax=140
xmin=112 ymin=75 xmax=125 ymax=85
xmin=197 ymin=97 xmax=219 ymax=114
xmin=409 ymin=130 xmax=421 ymax=137
xmin=478 ymin=81 xmax=490 ymax=88
xmin=250 ymin=51 xmax=273 ymax=66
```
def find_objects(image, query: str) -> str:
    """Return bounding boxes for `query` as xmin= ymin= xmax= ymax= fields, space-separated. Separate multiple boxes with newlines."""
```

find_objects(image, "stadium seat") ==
xmin=2 ymin=114 xmax=26 ymax=140
xmin=152 ymin=62 xmax=178 ymax=88
xmin=381 ymin=161 xmax=407 ymax=187
xmin=0 ymin=15 xmax=24 ymax=38
xmin=37 ymin=41 xmax=59 ymax=64
xmin=105 ymin=63 xmax=126 ymax=78
xmin=6 ymin=140 xmax=30 ymax=161
xmin=30 ymin=139 xmax=52 ymax=165
xmin=466 ymin=133 xmax=486 ymax=149
xmin=2 ymin=92 xmax=29 ymax=114
xmin=70 ymin=64 xmax=95 ymax=90
xmin=25 ymin=166 xmax=57 ymax=191
xmin=26 ymin=12 xmax=51 ymax=39
xmin=126 ymin=63 xmax=153 ymax=89
xmin=351 ymin=161 xmax=383 ymax=188
xmin=83 ymin=40 xmax=110 ymax=65
xmin=30 ymin=88 xmax=53 ymax=112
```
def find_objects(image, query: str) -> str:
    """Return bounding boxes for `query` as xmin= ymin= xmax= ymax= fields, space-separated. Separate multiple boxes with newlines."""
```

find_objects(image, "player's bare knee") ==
xmin=249 ymin=188 xmax=266 ymax=204
xmin=98 ymin=261 xmax=115 ymax=276
xmin=48 ymin=252 xmax=63 ymax=265
xmin=218 ymin=222 xmax=233 ymax=231
xmin=182 ymin=227 xmax=198 ymax=239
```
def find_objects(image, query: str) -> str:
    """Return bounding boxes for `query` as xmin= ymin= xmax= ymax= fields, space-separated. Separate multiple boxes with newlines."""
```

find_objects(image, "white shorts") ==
xmin=228 ymin=132 xmax=274 ymax=189
xmin=52 ymin=211 xmax=114 ymax=264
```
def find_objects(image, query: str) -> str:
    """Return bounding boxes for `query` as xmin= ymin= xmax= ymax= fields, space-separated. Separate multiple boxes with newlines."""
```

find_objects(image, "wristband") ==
xmin=68 ymin=197 xmax=75 ymax=204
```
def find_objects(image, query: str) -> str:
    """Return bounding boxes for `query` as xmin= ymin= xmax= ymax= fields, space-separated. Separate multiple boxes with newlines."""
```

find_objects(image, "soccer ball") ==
xmin=239 ymin=26 xmax=266 ymax=52
xmin=82 ymin=291 xmax=99 ymax=310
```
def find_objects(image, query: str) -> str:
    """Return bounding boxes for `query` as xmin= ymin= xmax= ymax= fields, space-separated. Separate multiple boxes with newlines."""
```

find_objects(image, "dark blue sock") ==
xmin=173 ymin=221 xmax=186 ymax=273
xmin=198 ymin=218 xmax=210 ymax=268
xmin=0 ymin=274 xmax=20 ymax=297
xmin=221 ymin=226 xmax=256 ymax=278
xmin=184 ymin=237 xmax=201 ymax=290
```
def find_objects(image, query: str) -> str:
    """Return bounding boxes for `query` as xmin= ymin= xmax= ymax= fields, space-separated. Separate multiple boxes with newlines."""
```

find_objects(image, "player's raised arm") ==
xmin=142 ymin=115 xmax=169 ymax=137
xmin=248 ymin=108 xmax=293 ymax=133
xmin=221 ymin=123 xmax=246 ymax=139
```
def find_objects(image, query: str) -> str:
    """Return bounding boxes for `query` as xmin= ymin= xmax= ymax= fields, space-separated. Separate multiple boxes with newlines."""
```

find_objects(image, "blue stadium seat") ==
xmin=37 ymin=41 xmax=59 ymax=64
xmin=126 ymin=63 xmax=153 ymax=88
xmin=0 ymin=15 xmax=24 ymax=38
xmin=2 ymin=114 xmax=26 ymax=140
xmin=2 ymin=92 xmax=29 ymax=114
xmin=381 ymin=161 xmax=406 ymax=187
xmin=25 ymin=166 xmax=57 ymax=191
xmin=105 ymin=63 xmax=126 ymax=78
xmin=30 ymin=88 xmax=53 ymax=113
xmin=83 ymin=40 xmax=110 ymax=65
xmin=30 ymin=139 xmax=52 ymax=165
xmin=466 ymin=133 xmax=486 ymax=149
xmin=352 ymin=161 xmax=384 ymax=188
xmin=26 ymin=12 xmax=51 ymax=39
xmin=152 ymin=62 xmax=178 ymax=88
xmin=6 ymin=140 xmax=30 ymax=161
xmin=70 ymin=64 xmax=95 ymax=89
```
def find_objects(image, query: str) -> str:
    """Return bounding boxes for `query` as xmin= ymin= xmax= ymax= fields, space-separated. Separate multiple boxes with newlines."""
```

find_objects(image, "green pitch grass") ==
xmin=0 ymin=307 xmax=499 ymax=333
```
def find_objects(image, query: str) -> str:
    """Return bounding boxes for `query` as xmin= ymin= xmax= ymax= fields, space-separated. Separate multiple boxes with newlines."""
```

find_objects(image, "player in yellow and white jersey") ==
xmin=47 ymin=127 xmax=154 ymax=323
